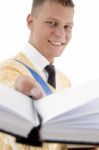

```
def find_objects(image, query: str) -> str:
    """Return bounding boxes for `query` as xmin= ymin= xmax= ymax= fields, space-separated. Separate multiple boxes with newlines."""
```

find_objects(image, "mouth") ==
xmin=48 ymin=40 xmax=65 ymax=46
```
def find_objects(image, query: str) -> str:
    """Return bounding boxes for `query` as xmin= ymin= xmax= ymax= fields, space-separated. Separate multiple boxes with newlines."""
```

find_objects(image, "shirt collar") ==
xmin=22 ymin=42 xmax=50 ymax=70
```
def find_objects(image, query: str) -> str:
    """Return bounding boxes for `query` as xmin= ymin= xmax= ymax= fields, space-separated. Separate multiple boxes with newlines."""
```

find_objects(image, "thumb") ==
xmin=15 ymin=76 xmax=45 ymax=100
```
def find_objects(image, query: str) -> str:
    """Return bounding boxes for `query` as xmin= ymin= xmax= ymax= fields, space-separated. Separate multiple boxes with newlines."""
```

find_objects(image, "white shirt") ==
xmin=22 ymin=42 xmax=50 ymax=80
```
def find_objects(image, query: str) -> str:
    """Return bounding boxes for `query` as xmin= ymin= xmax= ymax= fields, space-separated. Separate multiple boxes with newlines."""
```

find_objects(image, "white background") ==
xmin=0 ymin=0 xmax=99 ymax=85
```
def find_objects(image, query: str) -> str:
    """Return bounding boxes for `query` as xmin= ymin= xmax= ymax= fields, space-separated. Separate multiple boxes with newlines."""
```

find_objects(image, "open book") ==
xmin=0 ymin=79 xmax=99 ymax=146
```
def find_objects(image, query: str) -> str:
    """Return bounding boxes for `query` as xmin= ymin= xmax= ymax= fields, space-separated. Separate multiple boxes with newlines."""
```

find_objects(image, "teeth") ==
xmin=49 ymin=40 xmax=62 ymax=46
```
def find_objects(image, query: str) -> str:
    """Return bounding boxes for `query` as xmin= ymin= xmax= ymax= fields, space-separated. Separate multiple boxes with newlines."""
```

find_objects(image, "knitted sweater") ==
xmin=0 ymin=52 xmax=71 ymax=150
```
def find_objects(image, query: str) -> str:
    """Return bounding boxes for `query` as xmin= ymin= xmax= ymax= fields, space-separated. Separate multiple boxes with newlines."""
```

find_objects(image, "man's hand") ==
xmin=15 ymin=76 xmax=45 ymax=100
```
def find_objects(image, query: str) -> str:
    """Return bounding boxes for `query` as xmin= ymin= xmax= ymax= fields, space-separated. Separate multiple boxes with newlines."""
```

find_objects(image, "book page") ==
xmin=0 ymin=84 xmax=39 ymax=126
xmin=46 ymin=97 xmax=99 ymax=125
xmin=34 ymin=79 xmax=99 ymax=123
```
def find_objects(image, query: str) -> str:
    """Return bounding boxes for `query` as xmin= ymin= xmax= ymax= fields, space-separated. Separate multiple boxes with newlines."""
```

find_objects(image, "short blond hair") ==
xmin=31 ymin=0 xmax=74 ymax=13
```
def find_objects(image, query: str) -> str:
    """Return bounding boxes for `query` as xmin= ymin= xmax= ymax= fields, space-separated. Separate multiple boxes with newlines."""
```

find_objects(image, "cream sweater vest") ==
xmin=0 ymin=52 xmax=71 ymax=150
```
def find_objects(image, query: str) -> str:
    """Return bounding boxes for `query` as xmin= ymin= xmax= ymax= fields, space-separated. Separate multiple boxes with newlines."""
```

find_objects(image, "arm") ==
xmin=0 ymin=60 xmax=45 ymax=99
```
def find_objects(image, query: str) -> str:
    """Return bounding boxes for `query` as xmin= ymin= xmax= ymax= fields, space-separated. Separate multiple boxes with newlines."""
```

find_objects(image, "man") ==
xmin=0 ymin=0 xmax=74 ymax=149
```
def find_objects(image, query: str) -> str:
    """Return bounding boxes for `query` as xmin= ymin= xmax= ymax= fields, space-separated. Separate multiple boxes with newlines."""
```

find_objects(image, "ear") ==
xmin=27 ymin=14 xmax=33 ymax=30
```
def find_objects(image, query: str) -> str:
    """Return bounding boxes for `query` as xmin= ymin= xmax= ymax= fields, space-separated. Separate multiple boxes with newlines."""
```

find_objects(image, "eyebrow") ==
xmin=46 ymin=17 xmax=60 ymax=22
xmin=46 ymin=17 xmax=73 ymax=26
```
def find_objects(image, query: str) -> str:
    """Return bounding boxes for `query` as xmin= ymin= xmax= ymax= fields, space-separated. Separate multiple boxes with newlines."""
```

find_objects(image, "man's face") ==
xmin=27 ymin=1 xmax=74 ymax=63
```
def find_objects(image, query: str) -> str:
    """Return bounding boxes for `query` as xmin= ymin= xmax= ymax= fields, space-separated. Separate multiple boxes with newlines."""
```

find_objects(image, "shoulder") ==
xmin=0 ymin=53 xmax=33 ymax=87
xmin=0 ymin=52 xmax=33 ymax=76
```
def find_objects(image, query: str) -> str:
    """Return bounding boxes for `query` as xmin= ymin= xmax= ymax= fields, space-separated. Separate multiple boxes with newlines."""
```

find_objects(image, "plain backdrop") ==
xmin=0 ymin=0 xmax=99 ymax=85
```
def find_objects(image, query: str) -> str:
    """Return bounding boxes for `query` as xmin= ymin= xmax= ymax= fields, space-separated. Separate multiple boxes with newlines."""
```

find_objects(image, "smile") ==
xmin=48 ymin=40 xmax=64 ymax=46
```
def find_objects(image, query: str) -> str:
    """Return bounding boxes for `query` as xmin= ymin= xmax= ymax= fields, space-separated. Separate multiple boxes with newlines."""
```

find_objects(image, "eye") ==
xmin=64 ymin=25 xmax=72 ymax=31
xmin=46 ymin=21 xmax=57 ymax=27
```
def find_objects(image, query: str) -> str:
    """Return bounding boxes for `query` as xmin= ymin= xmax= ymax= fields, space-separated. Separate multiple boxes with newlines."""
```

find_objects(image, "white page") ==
xmin=34 ymin=79 xmax=99 ymax=123
xmin=41 ymin=127 xmax=99 ymax=143
xmin=0 ymin=84 xmax=39 ymax=126
xmin=44 ymin=97 xmax=99 ymax=125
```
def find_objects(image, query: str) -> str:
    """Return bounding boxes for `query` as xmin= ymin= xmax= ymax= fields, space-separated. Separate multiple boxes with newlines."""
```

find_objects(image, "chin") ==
xmin=53 ymin=52 xmax=63 ymax=58
xmin=55 ymin=49 xmax=64 ymax=56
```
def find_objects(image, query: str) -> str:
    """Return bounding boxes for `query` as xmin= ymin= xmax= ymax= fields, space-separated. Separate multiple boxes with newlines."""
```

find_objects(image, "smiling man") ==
xmin=0 ymin=0 xmax=75 ymax=150
xmin=27 ymin=0 xmax=74 ymax=63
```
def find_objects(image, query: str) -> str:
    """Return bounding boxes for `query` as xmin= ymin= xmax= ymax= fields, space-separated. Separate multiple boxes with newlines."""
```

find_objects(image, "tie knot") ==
xmin=45 ymin=65 xmax=56 ymax=88
xmin=45 ymin=64 xmax=55 ymax=74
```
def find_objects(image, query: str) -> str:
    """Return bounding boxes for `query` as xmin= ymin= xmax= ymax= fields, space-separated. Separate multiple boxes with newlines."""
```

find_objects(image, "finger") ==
xmin=30 ymin=87 xmax=45 ymax=100
xmin=15 ymin=76 xmax=45 ymax=99
xmin=15 ymin=76 xmax=35 ymax=94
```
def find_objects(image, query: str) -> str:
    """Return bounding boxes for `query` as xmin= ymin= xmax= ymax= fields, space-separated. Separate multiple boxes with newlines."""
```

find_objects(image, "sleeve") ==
xmin=0 ymin=59 xmax=31 ymax=88
xmin=0 ymin=66 xmax=21 ymax=88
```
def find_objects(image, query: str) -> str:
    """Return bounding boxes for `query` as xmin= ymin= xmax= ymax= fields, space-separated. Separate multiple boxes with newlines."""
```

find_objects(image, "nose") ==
xmin=54 ymin=26 xmax=65 ymax=39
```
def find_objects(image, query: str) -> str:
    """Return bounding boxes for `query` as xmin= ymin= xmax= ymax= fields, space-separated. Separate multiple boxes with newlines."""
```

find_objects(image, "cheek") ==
xmin=43 ymin=27 xmax=53 ymax=37
xmin=33 ymin=29 xmax=42 ymax=41
xmin=33 ymin=26 xmax=52 ymax=43
xmin=39 ymin=31 xmax=49 ymax=42
xmin=66 ymin=31 xmax=72 ymax=41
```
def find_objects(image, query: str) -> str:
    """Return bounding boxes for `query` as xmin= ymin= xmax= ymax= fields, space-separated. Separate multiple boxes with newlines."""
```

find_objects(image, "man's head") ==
xmin=27 ymin=0 xmax=74 ymax=63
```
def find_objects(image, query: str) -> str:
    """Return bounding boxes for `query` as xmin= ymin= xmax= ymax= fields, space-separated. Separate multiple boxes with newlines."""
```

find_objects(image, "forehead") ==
xmin=34 ymin=1 xmax=74 ymax=24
